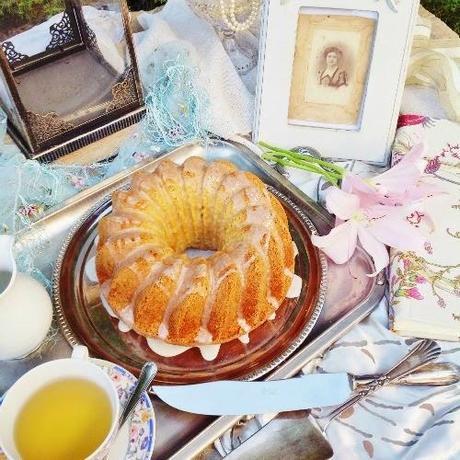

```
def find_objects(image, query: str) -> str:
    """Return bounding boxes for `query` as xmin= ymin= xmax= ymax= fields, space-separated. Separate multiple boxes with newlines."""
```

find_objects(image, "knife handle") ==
xmin=382 ymin=339 xmax=441 ymax=385
xmin=322 ymin=339 xmax=441 ymax=431
xmin=354 ymin=362 xmax=459 ymax=388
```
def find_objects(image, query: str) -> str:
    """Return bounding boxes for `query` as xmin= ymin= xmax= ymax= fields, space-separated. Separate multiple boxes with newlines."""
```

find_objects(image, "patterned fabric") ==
xmin=308 ymin=118 xmax=460 ymax=460
xmin=389 ymin=118 xmax=460 ymax=340
xmin=310 ymin=300 xmax=460 ymax=460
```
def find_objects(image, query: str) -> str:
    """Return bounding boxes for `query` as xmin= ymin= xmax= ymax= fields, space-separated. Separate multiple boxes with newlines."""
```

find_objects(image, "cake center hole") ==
xmin=185 ymin=248 xmax=216 ymax=259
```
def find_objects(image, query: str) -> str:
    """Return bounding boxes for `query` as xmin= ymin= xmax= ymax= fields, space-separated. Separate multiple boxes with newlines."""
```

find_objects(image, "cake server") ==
xmin=153 ymin=373 xmax=352 ymax=415
xmin=152 ymin=339 xmax=442 ymax=416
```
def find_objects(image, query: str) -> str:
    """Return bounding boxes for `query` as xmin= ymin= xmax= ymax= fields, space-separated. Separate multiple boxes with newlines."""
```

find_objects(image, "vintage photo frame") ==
xmin=254 ymin=0 xmax=420 ymax=165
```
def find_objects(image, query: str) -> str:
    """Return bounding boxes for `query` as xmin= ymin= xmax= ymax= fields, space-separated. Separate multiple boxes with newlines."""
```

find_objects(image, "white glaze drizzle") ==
xmin=213 ymin=173 xmax=251 ymax=237
xmin=199 ymin=344 xmax=220 ymax=361
xmin=114 ymin=244 xmax=161 ymax=272
xmin=85 ymin=256 xmax=98 ymax=283
xmin=177 ymin=166 xmax=196 ymax=244
xmin=238 ymin=318 xmax=251 ymax=333
xmin=197 ymin=261 xmax=215 ymax=342
xmin=158 ymin=323 xmax=169 ymax=340
xmin=146 ymin=338 xmax=221 ymax=361
xmin=195 ymin=254 xmax=241 ymax=344
xmin=152 ymin=172 xmax=185 ymax=248
xmin=202 ymin=164 xmax=229 ymax=245
xmin=182 ymin=158 xmax=206 ymax=244
xmin=196 ymin=327 xmax=213 ymax=343
xmin=286 ymin=274 xmax=302 ymax=298
xmin=156 ymin=260 xmax=186 ymax=339
xmin=268 ymin=296 xmax=279 ymax=309
xmin=292 ymin=241 xmax=299 ymax=258
xmin=118 ymin=321 xmax=132 ymax=333
xmin=238 ymin=334 xmax=249 ymax=344
xmin=146 ymin=338 xmax=190 ymax=357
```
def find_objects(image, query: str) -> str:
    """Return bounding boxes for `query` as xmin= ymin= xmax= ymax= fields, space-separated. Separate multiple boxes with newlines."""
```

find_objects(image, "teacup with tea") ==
xmin=0 ymin=346 xmax=120 ymax=460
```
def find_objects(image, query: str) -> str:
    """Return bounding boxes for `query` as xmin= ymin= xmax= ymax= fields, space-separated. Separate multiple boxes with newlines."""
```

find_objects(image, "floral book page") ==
xmin=390 ymin=116 xmax=460 ymax=341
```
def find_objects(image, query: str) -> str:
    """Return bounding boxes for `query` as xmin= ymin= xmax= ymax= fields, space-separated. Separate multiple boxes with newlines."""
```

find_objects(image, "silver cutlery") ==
xmin=321 ymin=339 xmax=442 ymax=431
xmin=119 ymin=362 xmax=158 ymax=428
xmin=354 ymin=361 xmax=460 ymax=388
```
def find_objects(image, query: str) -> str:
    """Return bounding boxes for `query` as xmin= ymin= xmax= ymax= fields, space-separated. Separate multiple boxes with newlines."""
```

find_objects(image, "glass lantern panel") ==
xmin=0 ymin=70 xmax=30 ymax=144
xmin=9 ymin=0 xmax=137 ymax=131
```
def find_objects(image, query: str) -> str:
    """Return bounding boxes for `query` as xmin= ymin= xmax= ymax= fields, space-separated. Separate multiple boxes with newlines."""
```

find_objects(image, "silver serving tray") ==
xmin=2 ymin=138 xmax=385 ymax=459
xmin=52 ymin=185 xmax=328 ymax=383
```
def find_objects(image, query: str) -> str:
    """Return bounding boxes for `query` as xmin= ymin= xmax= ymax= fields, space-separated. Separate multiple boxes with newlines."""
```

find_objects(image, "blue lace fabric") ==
xmin=0 ymin=56 xmax=208 ymax=287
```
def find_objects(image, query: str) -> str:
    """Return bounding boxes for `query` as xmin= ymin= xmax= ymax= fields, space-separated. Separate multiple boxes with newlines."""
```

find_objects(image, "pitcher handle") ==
xmin=0 ymin=235 xmax=16 ymax=297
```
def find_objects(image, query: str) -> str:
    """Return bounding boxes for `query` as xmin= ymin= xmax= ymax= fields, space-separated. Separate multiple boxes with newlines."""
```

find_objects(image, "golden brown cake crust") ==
xmin=96 ymin=157 xmax=296 ymax=346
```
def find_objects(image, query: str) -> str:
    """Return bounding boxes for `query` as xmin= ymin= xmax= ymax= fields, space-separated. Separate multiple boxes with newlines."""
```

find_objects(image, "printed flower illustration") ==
xmin=130 ymin=425 xmax=139 ymax=441
xmin=140 ymin=410 xmax=151 ymax=423
xmin=140 ymin=436 xmax=150 ymax=450
xmin=425 ymin=157 xmax=441 ymax=174
xmin=68 ymin=174 xmax=86 ymax=189
xmin=133 ymin=151 xmax=150 ymax=163
xmin=407 ymin=287 xmax=424 ymax=300
xmin=18 ymin=203 xmax=45 ymax=219
xmin=391 ymin=252 xmax=460 ymax=307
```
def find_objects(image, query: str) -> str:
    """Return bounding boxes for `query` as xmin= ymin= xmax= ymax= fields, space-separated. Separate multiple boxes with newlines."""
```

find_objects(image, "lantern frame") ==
xmin=0 ymin=0 xmax=144 ymax=162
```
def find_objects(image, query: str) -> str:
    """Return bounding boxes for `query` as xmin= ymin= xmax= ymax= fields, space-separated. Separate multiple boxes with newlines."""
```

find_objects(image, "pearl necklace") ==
xmin=219 ymin=0 xmax=259 ymax=32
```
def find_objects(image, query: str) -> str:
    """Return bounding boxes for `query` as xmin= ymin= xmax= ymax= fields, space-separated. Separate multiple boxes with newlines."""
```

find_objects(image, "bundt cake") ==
xmin=96 ymin=157 xmax=296 ymax=346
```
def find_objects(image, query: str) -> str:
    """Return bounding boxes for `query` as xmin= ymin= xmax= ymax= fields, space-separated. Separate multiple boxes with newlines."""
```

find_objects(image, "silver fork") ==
xmin=321 ymin=339 xmax=441 ymax=431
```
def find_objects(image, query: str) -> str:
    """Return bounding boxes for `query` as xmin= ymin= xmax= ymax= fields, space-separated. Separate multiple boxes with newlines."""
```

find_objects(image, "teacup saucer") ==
xmin=0 ymin=359 xmax=155 ymax=460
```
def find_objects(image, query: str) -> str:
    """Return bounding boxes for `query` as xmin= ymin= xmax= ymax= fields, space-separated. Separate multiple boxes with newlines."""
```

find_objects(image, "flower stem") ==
xmin=259 ymin=141 xmax=347 ymax=177
xmin=262 ymin=152 xmax=340 ymax=185
xmin=260 ymin=141 xmax=346 ymax=186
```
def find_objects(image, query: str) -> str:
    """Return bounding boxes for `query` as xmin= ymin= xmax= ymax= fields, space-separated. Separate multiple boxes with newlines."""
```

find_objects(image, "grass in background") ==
xmin=421 ymin=0 xmax=460 ymax=34
xmin=0 ymin=1 xmax=458 ymax=38
xmin=0 ymin=0 xmax=63 ymax=23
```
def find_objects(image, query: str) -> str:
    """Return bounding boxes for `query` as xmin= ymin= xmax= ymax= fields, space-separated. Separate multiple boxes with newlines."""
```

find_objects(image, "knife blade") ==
xmin=152 ymin=373 xmax=352 ymax=415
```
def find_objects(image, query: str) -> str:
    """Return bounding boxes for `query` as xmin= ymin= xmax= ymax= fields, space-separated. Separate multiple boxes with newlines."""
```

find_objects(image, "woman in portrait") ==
xmin=318 ymin=46 xmax=348 ymax=88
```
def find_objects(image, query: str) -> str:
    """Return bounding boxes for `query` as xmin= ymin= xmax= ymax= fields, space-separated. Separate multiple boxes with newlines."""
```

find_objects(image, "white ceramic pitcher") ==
xmin=0 ymin=235 xmax=53 ymax=360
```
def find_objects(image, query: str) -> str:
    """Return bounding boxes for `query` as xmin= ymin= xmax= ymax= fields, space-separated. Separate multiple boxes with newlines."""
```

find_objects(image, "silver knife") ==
xmin=153 ymin=373 xmax=352 ymax=415
xmin=152 ymin=339 xmax=444 ymax=416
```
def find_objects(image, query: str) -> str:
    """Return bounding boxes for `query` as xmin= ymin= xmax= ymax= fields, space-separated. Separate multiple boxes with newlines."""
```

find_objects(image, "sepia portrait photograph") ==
xmin=288 ymin=13 xmax=376 ymax=128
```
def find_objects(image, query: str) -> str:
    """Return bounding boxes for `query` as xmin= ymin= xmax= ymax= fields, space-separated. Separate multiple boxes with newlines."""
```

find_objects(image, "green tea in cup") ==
xmin=14 ymin=378 xmax=113 ymax=460
xmin=0 ymin=346 xmax=120 ymax=460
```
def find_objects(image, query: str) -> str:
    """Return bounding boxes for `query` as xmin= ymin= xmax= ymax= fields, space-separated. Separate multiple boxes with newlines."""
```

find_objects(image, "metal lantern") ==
xmin=0 ymin=0 xmax=144 ymax=162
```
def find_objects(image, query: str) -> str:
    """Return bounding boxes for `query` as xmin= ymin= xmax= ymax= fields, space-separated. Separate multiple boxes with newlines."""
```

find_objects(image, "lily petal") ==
xmin=369 ymin=212 xmax=426 ymax=252
xmin=399 ymin=142 xmax=426 ymax=166
xmin=342 ymin=173 xmax=375 ymax=195
xmin=371 ymin=143 xmax=426 ymax=195
xmin=357 ymin=227 xmax=389 ymax=276
xmin=311 ymin=221 xmax=358 ymax=264
xmin=325 ymin=187 xmax=360 ymax=220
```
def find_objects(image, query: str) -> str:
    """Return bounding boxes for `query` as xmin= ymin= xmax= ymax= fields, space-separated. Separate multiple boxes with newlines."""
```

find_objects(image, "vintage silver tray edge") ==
xmin=16 ymin=137 xmax=384 ymax=459
xmin=51 ymin=169 xmax=329 ymax=381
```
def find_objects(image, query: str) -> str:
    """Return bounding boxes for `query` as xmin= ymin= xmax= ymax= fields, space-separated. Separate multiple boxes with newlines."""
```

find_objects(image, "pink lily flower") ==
xmin=312 ymin=143 xmax=435 ymax=276
xmin=342 ymin=143 xmax=438 ymax=208
xmin=311 ymin=187 xmax=427 ymax=276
